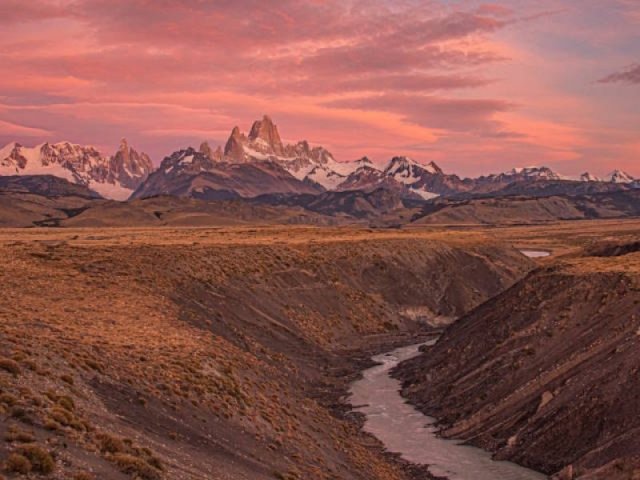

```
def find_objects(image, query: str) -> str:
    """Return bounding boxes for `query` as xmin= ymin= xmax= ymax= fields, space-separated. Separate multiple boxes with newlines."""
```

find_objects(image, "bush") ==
xmin=57 ymin=395 xmax=75 ymax=411
xmin=0 ymin=393 xmax=18 ymax=407
xmin=17 ymin=444 xmax=55 ymax=474
xmin=5 ymin=427 xmax=36 ymax=443
xmin=4 ymin=453 xmax=32 ymax=474
xmin=110 ymin=453 xmax=161 ymax=480
xmin=73 ymin=472 xmax=94 ymax=480
xmin=0 ymin=359 xmax=20 ymax=375
xmin=96 ymin=432 xmax=126 ymax=454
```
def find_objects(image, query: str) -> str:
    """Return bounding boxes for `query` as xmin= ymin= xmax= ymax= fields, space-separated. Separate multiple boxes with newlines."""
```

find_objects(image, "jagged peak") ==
xmin=248 ymin=115 xmax=284 ymax=154
xmin=199 ymin=141 xmax=211 ymax=154
xmin=385 ymin=156 xmax=441 ymax=175
xmin=605 ymin=169 xmax=635 ymax=183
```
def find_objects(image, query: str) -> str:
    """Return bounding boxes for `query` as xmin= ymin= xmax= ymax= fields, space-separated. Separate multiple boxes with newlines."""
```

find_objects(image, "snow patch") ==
xmin=410 ymin=188 xmax=439 ymax=200
xmin=89 ymin=181 xmax=133 ymax=201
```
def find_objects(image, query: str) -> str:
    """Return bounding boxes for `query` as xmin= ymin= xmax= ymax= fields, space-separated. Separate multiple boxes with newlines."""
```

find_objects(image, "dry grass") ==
xmin=0 ymin=220 xmax=635 ymax=479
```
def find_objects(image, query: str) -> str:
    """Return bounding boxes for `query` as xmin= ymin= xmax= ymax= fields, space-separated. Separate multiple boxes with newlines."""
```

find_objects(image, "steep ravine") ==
xmin=394 ymin=247 xmax=640 ymax=479
xmin=0 ymin=231 xmax=532 ymax=480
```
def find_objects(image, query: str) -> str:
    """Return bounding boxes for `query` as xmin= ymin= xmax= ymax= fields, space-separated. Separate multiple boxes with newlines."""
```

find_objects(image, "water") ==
xmin=349 ymin=342 xmax=548 ymax=480
xmin=520 ymin=250 xmax=551 ymax=258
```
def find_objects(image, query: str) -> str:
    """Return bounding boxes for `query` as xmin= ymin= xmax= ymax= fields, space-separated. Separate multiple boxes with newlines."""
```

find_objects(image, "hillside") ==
xmin=395 ymin=240 xmax=640 ymax=479
xmin=0 ymin=228 xmax=532 ymax=480
xmin=412 ymin=190 xmax=640 ymax=225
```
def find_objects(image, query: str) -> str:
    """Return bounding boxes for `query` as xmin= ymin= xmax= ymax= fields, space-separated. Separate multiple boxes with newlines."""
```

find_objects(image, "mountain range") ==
xmin=1 ymin=115 xmax=638 ymax=201
xmin=0 ymin=139 xmax=152 ymax=200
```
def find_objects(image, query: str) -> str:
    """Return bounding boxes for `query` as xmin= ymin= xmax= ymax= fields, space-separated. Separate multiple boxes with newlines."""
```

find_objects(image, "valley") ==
xmin=3 ymin=2 xmax=639 ymax=479
xmin=0 ymin=225 xmax=531 ymax=480
xmin=1 ymin=220 xmax=638 ymax=479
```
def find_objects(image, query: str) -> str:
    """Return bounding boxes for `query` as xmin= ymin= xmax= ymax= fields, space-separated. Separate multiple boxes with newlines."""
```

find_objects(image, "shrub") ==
xmin=57 ymin=395 xmax=75 ymax=412
xmin=4 ymin=453 xmax=32 ymax=474
xmin=17 ymin=444 xmax=55 ymax=474
xmin=0 ymin=359 xmax=20 ymax=375
xmin=73 ymin=472 xmax=94 ymax=480
xmin=5 ymin=427 xmax=36 ymax=443
xmin=48 ymin=407 xmax=73 ymax=426
xmin=44 ymin=419 xmax=62 ymax=431
xmin=96 ymin=432 xmax=125 ymax=454
xmin=110 ymin=453 xmax=161 ymax=480
xmin=0 ymin=393 xmax=18 ymax=407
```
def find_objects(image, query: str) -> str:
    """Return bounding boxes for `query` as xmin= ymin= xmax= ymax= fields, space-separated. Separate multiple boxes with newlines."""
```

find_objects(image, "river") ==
xmin=349 ymin=341 xmax=547 ymax=480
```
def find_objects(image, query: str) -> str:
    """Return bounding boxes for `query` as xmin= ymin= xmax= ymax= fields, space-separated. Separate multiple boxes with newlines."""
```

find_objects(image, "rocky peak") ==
xmin=0 ymin=140 xmax=154 ymax=200
xmin=248 ymin=115 xmax=284 ymax=155
xmin=199 ymin=141 xmax=212 ymax=158
xmin=507 ymin=167 xmax=563 ymax=180
xmin=580 ymin=172 xmax=602 ymax=182
xmin=0 ymin=142 xmax=28 ymax=168
xmin=385 ymin=157 xmax=442 ymax=176
xmin=110 ymin=139 xmax=153 ymax=189
xmin=224 ymin=126 xmax=246 ymax=162
xmin=606 ymin=169 xmax=635 ymax=183
xmin=199 ymin=142 xmax=223 ymax=162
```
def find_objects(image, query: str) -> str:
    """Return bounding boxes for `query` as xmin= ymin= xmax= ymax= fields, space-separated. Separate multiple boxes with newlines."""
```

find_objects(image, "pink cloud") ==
xmin=599 ymin=64 xmax=640 ymax=85
xmin=0 ymin=0 xmax=638 ymax=177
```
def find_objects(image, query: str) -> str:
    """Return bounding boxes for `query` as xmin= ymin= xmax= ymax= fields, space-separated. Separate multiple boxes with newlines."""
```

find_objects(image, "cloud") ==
xmin=0 ymin=119 xmax=52 ymax=137
xmin=599 ymin=64 xmax=640 ymax=85
xmin=0 ymin=0 xmax=72 ymax=23
xmin=0 ymin=0 xmax=638 ymax=177
xmin=325 ymin=94 xmax=513 ymax=133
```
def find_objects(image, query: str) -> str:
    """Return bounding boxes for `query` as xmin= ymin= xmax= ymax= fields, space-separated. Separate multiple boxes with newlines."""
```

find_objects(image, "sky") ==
xmin=0 ymin=0 xmax=638 ymax=177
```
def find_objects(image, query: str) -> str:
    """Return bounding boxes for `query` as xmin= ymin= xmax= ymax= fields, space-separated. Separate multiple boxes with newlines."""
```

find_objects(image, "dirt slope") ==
xmin=395 ymin=243 xmax=640 ymax=479
xmin=0 ymin=228 xmax=531 ymax=480
xmin=413 ymin=191 xmax=640 ymax=225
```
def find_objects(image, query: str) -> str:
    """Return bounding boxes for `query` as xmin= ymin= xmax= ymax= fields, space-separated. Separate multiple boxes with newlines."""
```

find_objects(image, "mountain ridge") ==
xmin=0 ymin=139 xmax=152 ymax=200
xmin=2 ymin=116 xmax=637 ymax=202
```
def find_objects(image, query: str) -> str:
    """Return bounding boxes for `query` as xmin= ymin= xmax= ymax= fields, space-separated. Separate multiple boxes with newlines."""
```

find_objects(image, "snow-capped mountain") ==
xmin=0 ymin=139 xmax=153 ymax=200
xmin=580 ymin=172 xmax=602 ymax=182
xmin=604 ymin=170 xmax=635 ymax=184
xmin=131 ymin=147 xmax=322 ymax=200
xmin=221 ymin=115 xmax=339 ymax=188
xmin=486 ymin=166 xmax=566 ymax=183
xmin=5 ymin=115 xmax=635 ymax=203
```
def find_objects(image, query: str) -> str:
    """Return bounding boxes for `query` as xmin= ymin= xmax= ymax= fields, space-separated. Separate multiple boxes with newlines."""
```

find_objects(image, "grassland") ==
xmin=1 ymin=220 xmax=639 ymax=479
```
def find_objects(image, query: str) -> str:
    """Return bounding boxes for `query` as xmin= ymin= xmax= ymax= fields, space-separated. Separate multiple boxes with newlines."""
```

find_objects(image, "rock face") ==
xmin=248 ymin=115 xmax=284 ymax=156
xmin=109 ymin=139 xmax=154 ymax=190
xmin=394 ymin=246 xmax=640 ymax=478
xmin=0 ymin=140 xmax=153 ymax=200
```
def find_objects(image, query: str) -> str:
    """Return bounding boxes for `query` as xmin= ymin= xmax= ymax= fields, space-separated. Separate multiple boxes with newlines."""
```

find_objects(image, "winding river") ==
xmin=349 ymin=341 xmax=547 ymax=480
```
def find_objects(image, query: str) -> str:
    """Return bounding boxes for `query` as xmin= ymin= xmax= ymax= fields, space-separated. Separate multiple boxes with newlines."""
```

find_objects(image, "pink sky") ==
xmin=1 ymin=0 xmax=639 ymax=177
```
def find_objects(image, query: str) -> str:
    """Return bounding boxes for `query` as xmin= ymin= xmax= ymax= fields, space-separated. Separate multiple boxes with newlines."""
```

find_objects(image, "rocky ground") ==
xmin=0 ymin=227 xmax=531 ymax=480
xmin=395 ymin=230 xmax=640 ymax=479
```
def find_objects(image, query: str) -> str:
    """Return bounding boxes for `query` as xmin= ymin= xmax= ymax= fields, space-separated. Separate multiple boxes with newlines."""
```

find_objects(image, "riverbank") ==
xmin=353 ymin=342 xmax=547 ymax=480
